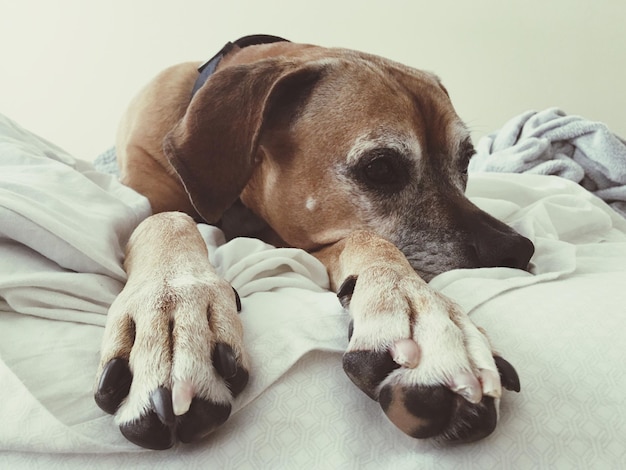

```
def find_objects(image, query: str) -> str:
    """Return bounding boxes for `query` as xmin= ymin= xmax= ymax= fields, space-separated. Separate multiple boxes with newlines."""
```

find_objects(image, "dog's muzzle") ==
xmin=396 ymin=201 xmax=535 ymax=280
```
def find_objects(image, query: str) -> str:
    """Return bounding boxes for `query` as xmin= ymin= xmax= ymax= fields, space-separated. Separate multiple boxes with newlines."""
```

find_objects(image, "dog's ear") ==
xmin=163 ymin=59 xmax=326 ymax=223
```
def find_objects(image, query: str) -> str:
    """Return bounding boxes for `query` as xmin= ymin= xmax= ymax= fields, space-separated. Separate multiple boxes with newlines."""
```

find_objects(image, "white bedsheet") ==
xmin=1 ymin=113 xmax=625 ymax=468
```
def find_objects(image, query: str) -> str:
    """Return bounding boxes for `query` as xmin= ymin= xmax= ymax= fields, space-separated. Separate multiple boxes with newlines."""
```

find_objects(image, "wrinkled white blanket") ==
xmin=1 ymin=113 xmax=626 ymax=468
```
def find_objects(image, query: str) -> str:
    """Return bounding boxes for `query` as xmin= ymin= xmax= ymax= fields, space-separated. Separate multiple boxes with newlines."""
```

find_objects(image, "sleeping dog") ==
xmin=94 ymin=35 xmax=534 ymax=450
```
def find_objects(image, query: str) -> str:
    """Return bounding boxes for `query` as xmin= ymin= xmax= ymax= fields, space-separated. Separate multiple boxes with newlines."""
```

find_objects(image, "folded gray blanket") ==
xmin=470 ymin=108 xmax=626 ymax=218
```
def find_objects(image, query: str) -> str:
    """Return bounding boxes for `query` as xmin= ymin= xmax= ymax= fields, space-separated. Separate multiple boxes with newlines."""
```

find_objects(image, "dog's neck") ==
xmin=191 ymin=34 xmax=290 ymax=96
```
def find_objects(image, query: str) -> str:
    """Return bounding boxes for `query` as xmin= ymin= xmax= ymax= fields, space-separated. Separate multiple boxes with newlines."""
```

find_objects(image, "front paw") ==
xmin=338 ymin=269 xmax=520 ymax=443
xmin=95 ymin=278 xmax=248 ymax=450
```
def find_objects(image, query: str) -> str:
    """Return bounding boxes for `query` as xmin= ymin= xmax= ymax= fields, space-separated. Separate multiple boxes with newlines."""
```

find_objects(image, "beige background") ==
xmin=1 ymin=0 xmax=624 ymax=160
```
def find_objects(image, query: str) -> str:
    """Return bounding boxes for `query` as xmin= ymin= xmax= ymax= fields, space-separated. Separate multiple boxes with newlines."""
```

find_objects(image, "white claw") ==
xmin=449 ymin=371 xmax=482 ymax=404
xmin=479 ymin=369 xmax=502 ymax=398
xmin=390 ymin=338 xmax=420 ymax=368
xmin=172 ymin=380 xmax=194 ymax=416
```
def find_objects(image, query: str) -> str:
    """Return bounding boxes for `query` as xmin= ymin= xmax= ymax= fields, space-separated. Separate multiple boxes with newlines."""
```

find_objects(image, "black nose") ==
xmin=470 ymin=221 xmax=535 ymax=271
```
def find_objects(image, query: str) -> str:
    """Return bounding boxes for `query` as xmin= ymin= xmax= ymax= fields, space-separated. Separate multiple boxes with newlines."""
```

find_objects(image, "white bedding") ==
xmin=1 ymin=113 xmax=625 ymax=468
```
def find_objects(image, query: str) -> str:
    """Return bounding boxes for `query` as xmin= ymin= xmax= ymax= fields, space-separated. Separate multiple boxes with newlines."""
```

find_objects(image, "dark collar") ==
xmin=191 ymin=34 xmax=290 ymax=96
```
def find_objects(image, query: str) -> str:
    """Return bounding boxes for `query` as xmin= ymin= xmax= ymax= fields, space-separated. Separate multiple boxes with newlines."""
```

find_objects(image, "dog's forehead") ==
xmin=233 ymin=42 xmax=451 ymax=97
xmin=321 ymin=50 xmax=447 ymax=101
xmin=232 ymin=42 xmax=462 ymax=130
xmin=302 ymin=51 xmax=468 ymax=158
xmin=239 ymin=43 xmax=469 ymax=163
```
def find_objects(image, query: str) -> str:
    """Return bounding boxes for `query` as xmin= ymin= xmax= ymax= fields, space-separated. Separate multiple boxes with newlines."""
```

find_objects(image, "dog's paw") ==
xmin=95 ymin=274 xmax=248 ymax=450
xmin=338 ymin=268 xmax=520 ymax=443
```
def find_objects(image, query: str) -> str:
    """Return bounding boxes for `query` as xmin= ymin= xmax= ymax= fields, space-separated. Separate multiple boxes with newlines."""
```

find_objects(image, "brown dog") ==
xmin=94 ymin=35 xmax=534 ymax=450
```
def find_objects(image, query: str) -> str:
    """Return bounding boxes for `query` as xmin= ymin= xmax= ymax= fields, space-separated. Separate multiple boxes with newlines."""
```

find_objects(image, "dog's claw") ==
xmin=448 ymin=370 xmax=482 ymax=404
xmin=337 ymin=275 xmax=358 ymax=309
xmin=390 ymin=338 xmax=420 ymax=368
xmin=232 ymin=287 xmax=242 ymax=312
xmin=494 ymin=356 xmax=521 ymax=392
xmin=172 ymin=380 xmax=195 ymax=416
xmin=212 ymin=342 xmax=249 ymax=397
xmin=150 ymin=387 xmax=175 ymax=426
xmin=95 ymin=358 xmax=132 ymax=415
xmin=213 ymin=343 xmax=238 ymax=379
xmin=479 ymin=368 xmax=502 ymax=398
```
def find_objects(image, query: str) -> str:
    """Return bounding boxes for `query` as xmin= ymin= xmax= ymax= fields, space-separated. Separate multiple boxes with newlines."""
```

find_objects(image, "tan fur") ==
xmin=116 ymin=42 xmax=458 ymax=249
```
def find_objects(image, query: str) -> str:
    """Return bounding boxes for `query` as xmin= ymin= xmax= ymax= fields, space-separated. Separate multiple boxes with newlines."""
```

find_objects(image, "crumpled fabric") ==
xmin=469 ymin=107 xmax=626 ymax=218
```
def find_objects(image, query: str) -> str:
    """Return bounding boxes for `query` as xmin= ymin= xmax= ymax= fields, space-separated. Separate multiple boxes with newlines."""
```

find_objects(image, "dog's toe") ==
xmin=224 ymin=366 xmax=249 ymax=398
xmin=116 ymin=387 xmax=177 ymax=450
xmin=176 ymin=397 xmax=232 ymax=443
xmin=379 ymin=383 xmax=453 ymax=438
xmin=94 ymin=358 xmax=132 ymax=415
xmin=342 ymin=349 xmax=400 ymax=399
xmin=212 ymin=343 xmax=239 ymax=381
xmin=442 ymin=396 xmax=498 ymax=443
xmin=205 ymin=342 xmax=249 ymax=399
xmin=120 ymin=407 xmax=176 ymax=450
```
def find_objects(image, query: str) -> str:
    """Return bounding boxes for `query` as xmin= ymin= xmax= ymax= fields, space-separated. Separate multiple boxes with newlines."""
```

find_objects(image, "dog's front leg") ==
xmin=94 ymin=212 xmax=249 ymax=449
xmin=314 ymin=231 xmax=520 ymax=443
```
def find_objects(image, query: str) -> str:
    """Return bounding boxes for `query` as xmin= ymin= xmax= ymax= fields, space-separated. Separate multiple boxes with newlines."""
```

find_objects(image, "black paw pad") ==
xmin=225 ymin=367 xmax=249 ymax=398
xmin=443 ymin=396 xmax=497 ymax=443
xmin=120 ymin=409 xmax=176 ymax=450
xmin=95 ymin=358 xmax=132 ymax=415
xmin=379 ymin=383 xmax=454 ymax=438
xmin=342 ymin=350 xmax=400 ymax=400
xmin=176 ymin=398 xmax=232 ymax=443
xmin=494 ymin=355 xmax=521 ymax=392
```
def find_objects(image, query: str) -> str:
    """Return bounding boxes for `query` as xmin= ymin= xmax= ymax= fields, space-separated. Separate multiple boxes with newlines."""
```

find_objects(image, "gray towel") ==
xmin=469 ymin=108 xmax=626 ymax=218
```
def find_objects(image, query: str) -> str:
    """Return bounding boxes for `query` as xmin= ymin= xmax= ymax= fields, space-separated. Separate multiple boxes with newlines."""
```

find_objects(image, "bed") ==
xmin=1 ymin=109 xmax=625 ymax=469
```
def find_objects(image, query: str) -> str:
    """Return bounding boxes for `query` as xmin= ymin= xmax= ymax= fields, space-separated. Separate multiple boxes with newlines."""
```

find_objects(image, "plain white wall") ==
xmin=2 ymin=0 xmax=625 ymax=160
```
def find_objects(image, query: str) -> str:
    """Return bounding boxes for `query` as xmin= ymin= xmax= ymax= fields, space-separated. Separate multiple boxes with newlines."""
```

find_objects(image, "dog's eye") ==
xmin=363 ymin=157 xmax=396 ymax=185
xmin=351 ymin=150 xmax=411 ymax=193
xmin=459 ymin=138 xmax=476 ymax=175
xmin=347 ymin=148 xmax=411 ymax=195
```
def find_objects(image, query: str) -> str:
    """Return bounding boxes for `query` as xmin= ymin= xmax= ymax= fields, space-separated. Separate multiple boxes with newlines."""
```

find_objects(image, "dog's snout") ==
xmin=471 ymin=226 xmax=535 ymax=271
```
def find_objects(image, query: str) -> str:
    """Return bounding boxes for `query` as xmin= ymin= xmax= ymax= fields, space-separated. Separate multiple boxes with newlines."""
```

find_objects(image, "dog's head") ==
xmin=164 ymin=42 xmax=534 ymax=280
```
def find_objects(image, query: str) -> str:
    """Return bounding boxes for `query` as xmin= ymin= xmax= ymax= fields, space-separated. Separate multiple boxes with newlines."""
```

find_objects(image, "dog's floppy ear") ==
xmin=163 ymin=59 xmax=325 ymax=223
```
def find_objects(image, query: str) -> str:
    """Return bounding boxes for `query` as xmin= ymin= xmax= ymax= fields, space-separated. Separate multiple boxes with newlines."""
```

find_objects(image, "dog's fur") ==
xmin=94 ymin=39 xmax=534 ymax=450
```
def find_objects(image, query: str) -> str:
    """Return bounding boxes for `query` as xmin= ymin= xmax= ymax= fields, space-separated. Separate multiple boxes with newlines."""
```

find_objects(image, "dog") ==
xmin=94 ymin=35 xmax=534 ymax=450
